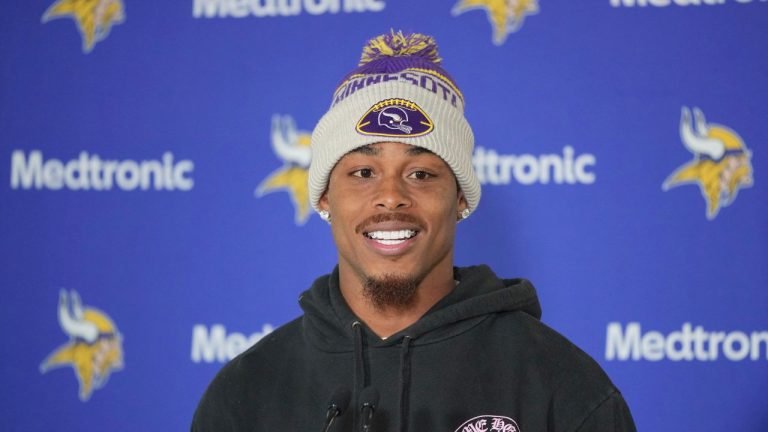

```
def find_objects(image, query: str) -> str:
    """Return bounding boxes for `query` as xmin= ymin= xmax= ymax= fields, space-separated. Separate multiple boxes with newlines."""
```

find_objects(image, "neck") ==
xmin=337 ymin=260 xmax=455 ymax=339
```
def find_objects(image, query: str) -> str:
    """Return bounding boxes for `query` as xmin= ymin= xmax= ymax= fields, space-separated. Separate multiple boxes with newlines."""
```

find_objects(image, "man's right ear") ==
xmin=318 ymin=191 xmax=331 ymax=223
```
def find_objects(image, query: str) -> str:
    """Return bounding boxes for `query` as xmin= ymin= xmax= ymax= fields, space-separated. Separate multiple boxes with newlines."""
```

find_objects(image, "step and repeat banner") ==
xmin=1 ymin=1 xmax=766 ymax=431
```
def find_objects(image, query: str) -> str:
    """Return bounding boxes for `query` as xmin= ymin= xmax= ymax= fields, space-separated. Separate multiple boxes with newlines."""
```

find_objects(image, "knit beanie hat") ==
xmin=309 ymin=30 xmax=481 ymax=217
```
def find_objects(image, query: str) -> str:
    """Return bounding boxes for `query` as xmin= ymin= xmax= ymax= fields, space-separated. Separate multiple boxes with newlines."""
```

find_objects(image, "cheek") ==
xmin=328 ymin=187 xmax=361 ymax=217
xmin=326 ymin=188 xmax=363 ymax=240
xmin=421 ymin=194 xmax=460 ymax=229
xmin=427 ymin=185 xmax=460 ymax=210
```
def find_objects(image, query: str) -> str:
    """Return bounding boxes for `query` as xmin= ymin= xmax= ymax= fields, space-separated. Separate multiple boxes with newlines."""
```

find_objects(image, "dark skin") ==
xmin=319 ymin=142 xmax=468 ymax=338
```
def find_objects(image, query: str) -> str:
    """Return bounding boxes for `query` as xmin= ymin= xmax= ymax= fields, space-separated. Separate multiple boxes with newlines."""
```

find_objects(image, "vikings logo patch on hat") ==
xmin=356 ymin=98 xmax=434 ymax=138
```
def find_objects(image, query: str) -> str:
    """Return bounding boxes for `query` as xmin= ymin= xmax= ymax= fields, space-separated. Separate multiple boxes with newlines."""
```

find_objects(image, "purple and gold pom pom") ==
xmin=359 ymin=30 xmax=441 ymax=66
xmin=335 ymin=30 xmax=458 ymax=97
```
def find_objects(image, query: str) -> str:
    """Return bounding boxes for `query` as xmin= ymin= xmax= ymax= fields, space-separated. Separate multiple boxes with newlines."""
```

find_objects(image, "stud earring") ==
xmin=460 ymin=208 xmax=471 ymax=220
xmin=318 ymin=210 xmax=331 ymax=222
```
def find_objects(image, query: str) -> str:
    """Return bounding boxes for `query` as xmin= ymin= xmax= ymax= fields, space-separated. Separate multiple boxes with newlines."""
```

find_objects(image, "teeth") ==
xmin=377 ymin=239 xmax=406 ymax=245
xmin=366 ymin=230 xmax=416 ymax=240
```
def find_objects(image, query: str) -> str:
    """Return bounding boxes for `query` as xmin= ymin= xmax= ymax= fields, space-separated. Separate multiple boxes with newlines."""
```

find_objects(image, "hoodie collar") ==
xmin=299 ymin=265 xmax=541 ymax=352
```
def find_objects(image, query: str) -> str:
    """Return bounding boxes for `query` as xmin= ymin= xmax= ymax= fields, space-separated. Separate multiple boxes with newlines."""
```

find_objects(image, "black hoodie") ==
xmin=192 ymin=265 xmax=636 ymax=432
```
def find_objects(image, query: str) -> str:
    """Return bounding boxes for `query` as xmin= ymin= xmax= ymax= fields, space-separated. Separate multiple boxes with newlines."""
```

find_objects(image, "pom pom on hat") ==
xmin=359 ymin=30 xmax=442 ymax=66
xmin=337 ymin=30 xmax=459 ymax=97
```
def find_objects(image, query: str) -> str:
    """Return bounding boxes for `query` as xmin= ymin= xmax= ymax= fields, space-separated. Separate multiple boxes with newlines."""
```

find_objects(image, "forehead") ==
xmin=339 ymin=142 xmax=437 ymax=161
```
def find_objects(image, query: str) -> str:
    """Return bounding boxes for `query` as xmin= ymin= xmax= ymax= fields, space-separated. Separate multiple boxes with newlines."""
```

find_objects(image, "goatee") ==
xmin=362 ymin=273 xmax=421 ymax=311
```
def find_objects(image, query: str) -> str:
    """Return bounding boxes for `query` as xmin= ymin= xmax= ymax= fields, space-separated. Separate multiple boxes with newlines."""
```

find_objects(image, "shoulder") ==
xmin=485 ymin=311 xmax=609 ymax=378
xmin=238 ymin=316 xmax=305 ymax=360
xmin=511 ymin=312 xmax=611 ymax=381
xmin=191 ymin=316 xmax=305 ymax=431
xmin=216 ymin=316 xmax=305 ymax=380
xmin=571 ymin=390 xmax=636 ymax=432
xmin=496 ymin=312 xmax=635 ymax=430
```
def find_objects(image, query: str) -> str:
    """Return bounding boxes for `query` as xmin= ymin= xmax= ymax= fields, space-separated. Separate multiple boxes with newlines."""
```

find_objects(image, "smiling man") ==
xmin=320 ymin=142 xmax=466 ymax=338
xmin=192 ymin=31 xmax=636 ymax=432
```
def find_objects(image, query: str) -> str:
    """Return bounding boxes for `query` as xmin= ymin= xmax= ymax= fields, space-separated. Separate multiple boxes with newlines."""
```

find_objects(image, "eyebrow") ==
xmin=349 ymin=145 xmax=435 ymax=157
xmin=406 ymin=147 xmax=434 ymax=156
xmin=350 ymin=145 xmax=379 ymax=156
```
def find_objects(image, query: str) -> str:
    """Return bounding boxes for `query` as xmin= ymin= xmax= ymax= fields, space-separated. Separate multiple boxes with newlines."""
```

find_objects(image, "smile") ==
xmin=364 ymin=229 xmax=418 ymax=245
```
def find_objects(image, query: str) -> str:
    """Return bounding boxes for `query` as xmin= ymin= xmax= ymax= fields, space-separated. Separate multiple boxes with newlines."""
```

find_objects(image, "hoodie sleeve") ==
xmin=573 ymin=390 xmax=636 ymax=432
xmin=190 ymin=390 xmax=232 ymax=432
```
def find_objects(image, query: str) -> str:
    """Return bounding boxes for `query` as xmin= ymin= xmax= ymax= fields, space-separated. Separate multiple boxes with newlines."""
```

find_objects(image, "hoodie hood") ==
xmin=299 ymin=265 xmax=541 ymax=352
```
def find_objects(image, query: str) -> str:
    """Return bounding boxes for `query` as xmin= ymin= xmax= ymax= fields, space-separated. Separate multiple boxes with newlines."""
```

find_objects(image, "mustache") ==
xmin=355 ymin=213 xmax=425 ymax=234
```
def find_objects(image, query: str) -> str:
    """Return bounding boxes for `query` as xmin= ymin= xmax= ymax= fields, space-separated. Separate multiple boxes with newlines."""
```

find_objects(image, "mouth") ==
xmin=356 ymin=213 xmax=425 ymax=255
xmin=363 ymin=229 xmax=419 ymax=245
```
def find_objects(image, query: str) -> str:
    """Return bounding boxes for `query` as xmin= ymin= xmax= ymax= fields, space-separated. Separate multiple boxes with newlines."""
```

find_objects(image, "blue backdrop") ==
xmin=1 ymin=1 xmax=766 ymax=431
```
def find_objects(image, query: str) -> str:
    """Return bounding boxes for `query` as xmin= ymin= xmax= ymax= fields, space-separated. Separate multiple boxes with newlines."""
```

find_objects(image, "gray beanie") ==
xmin=309 ymin=31 xmax=481 ymax=216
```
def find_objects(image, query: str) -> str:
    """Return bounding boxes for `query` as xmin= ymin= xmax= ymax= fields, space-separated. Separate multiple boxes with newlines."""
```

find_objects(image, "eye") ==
xmin=352 ymin=168 xmax=374 ymax=178
xmin=409 ymin=170 xmax=433 ymax=180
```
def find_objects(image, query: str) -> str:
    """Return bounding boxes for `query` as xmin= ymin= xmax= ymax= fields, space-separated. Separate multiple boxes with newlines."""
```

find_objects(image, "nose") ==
xmin=375 ymin=174 xmax=412 ymax=210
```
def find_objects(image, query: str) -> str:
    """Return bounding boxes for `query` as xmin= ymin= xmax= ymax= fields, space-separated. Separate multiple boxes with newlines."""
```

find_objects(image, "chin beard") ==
xmin=362 ymin=273 xmax=421 ymax=311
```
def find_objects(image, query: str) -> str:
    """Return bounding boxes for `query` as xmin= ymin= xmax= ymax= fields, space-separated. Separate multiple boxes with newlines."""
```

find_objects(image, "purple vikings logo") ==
xmin=455 ymin=415 xmax=521 ymax=432
xmin=357 ymin=99 xmax=434 ymax=138
xmin=40 ymin=290 xmax=124 ymax=401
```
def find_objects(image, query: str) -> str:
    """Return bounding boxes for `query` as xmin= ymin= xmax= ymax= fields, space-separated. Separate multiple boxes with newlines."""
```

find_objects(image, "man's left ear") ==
xmin=457 ymin=191 xmax=469 ymax=222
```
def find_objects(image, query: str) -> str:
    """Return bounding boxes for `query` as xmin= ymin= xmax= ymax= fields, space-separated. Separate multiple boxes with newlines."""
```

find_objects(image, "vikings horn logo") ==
xmin=40 ymin=290 xmax=124 ymax=401
xmin=42 ymin=0 xmax=125 ymax=53
xmin=379 ymin=107 xmax=413 ymax=134
xmin=452 ymin=0 xmax=539 ymax=46
xmin=256 ymin=115 xmax=313 ymax=225
xmin=663 ymin=107 xmax=753 ymax=220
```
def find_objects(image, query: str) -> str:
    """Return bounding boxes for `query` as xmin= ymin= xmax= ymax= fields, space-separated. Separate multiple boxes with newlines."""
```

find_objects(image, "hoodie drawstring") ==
xmin=398 ymin=335 xmax=413 ymax=432
xmin=352 ymin=321 xmax=367 ymax=392
xmin=352 ymin=321 xmax=366 ymax=428
xmin=351 ymin=322 xmax=415 ymax=432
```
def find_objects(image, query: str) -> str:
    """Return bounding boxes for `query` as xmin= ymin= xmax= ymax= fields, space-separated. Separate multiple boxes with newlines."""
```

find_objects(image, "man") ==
xmin=192 ymin=31 xmax=636 ymax=432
